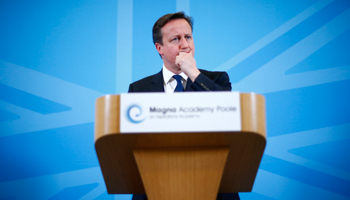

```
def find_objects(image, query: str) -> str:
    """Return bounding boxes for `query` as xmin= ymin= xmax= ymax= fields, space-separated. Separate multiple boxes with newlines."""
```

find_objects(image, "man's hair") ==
xmin=152 ymin=12 xmax=193 ymax=45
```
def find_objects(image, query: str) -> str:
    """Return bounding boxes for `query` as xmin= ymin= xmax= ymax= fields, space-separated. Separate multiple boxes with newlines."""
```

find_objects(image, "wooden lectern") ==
xmin=95 ymin=93 xmax=266 ymax=200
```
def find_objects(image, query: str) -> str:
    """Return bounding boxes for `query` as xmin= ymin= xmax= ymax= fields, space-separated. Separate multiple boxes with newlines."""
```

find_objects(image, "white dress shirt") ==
xmin=162 ymin=65 xmax=188 ymax=93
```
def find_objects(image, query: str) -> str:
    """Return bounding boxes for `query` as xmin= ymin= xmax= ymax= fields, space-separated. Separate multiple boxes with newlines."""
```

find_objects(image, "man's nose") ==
xmin=179 ymin=37 xmax=190 ymax=49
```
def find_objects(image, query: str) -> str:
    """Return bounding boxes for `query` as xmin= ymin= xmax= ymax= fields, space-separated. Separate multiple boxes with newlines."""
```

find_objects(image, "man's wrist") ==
xmin=187 ymin=69 xmax=200 ymax=82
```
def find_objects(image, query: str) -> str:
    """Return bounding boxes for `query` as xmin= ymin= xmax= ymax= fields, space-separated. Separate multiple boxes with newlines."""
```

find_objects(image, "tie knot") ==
xmin=173 ymin=75 xmax=182 ymax=82
xmin=173 ymin=75 xmax=183 ymax=92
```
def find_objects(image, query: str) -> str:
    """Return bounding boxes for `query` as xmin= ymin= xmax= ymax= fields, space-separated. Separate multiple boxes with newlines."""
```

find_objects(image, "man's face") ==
xmin=156 ymin=19 xmax=195 ymax=71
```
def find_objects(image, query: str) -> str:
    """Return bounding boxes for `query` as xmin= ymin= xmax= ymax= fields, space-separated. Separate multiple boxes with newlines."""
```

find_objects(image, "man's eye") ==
xmin=186 ymin=36 xmax=192 ymax=39
xmin=172 ymin=38 xmax=178 ymax=41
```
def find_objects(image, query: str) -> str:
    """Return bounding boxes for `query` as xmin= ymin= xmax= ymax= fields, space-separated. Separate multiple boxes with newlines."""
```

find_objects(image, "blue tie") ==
xmin=173 ymin=75 xmax=184 ymax=92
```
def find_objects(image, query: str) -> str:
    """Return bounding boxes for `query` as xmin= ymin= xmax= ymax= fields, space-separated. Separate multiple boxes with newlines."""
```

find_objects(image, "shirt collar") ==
xmin=162 ymin=64 xmax=188 ymax=84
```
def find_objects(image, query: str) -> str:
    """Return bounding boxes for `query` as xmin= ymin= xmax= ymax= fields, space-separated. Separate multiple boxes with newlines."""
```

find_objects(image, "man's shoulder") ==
xmin=128 ymin=70 xmax=163 ymax=92
xmin=131 ymin=73 xmax=158 ymax=85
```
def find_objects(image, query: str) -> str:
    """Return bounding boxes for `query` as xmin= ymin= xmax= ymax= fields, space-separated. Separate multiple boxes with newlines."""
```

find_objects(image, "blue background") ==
xmin=0 ymin=0 xmax=350 ymax=199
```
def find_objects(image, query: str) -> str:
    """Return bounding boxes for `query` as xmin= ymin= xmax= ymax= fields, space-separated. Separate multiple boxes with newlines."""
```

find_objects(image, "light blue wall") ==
xmin=0 ymin=0 xmax=349 ymax=199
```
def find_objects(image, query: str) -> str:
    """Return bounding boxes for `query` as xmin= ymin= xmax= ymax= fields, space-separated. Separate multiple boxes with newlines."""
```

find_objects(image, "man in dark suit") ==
xmin=129 ymin=11 xmax=231 ymax=93
xmin=129 ymin=12 xmax=239 ymax=200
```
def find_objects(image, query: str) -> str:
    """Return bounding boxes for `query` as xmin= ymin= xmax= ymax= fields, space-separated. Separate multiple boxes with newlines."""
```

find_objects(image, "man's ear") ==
xmin=155 ymin=43 xmax=163 ymax=56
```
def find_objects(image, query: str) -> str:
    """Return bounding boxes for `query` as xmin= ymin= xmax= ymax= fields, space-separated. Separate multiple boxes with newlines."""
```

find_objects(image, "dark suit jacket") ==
xmin=129 ymin=69 xmax=239 ymax=200
xmin=128 ymin=69 xmax=232 ymax=92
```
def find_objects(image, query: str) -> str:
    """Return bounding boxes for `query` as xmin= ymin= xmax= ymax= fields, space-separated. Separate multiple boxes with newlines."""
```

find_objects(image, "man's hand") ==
xmin=175 ymin=50 xmax=200 ymax=82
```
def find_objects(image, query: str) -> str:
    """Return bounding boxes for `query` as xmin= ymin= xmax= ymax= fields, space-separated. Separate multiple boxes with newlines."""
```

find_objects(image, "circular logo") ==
xmin=126 ymin=104 xmax=145 ymax=123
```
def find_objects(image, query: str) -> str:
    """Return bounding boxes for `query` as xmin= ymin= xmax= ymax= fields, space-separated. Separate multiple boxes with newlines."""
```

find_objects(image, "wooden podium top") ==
xmin=95 ymin=93 xmax=266 ymax=194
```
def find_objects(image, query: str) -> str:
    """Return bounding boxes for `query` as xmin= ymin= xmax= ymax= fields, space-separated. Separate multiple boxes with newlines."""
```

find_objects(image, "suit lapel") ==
xmin=150 ymin=70 xmax=165 ymax=92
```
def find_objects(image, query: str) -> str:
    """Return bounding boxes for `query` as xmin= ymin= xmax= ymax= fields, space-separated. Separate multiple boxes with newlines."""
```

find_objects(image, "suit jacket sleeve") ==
xmin=187 ymin=70 xmax=232 ymax=91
